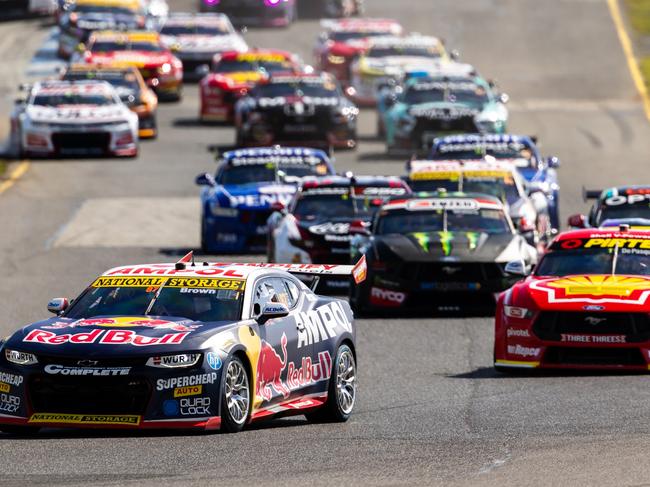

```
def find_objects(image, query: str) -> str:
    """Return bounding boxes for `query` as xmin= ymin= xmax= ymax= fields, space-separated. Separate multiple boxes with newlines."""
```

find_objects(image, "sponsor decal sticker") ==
xmin=530 ymin=275 xmax=650 ymax=305
xmin=156 ymin=372 xmax=219 ymax=391
xmin=507 ymin=344 xmax=540 ymax=358
xmin=0 ymin=394 xmax=20 ymax=413
xmin=295 ymin=302 xmax=353 ymax=348
xmin=0 ymin=372 xmax=23 ymax=387
xmin=0 ymin=382 xmax=10 ymax=393
xmin=369 ymin=287 xmax=406 ymax=307
xmin=507 ymin=328 xmax=530 ymax=338
xmin=174 ymin=385 xmax=203 ymax=398
xmin=44 ymin=364 xmax=130 ymax=376
xmin=206 ymin=352 xmax=222 ymax=370
xmin=28 ymin=413 xmax=141 ymax=425
xmin=560 ymin=334 xmax=626 ymax=344
xmin=180 ymin=397 xmax=211 ymax=416
xmin=24 ymin=329 xmax=190 ymax=347
xmin=42 ymin=317 xmax=200 ymax=333
xmin=163 ymin=400 xmax=179 ymax=416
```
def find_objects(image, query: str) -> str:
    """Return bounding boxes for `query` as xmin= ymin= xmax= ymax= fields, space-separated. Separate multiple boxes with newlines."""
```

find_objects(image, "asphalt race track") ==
xmin=1 ymin=1 xmax=650 ymax=485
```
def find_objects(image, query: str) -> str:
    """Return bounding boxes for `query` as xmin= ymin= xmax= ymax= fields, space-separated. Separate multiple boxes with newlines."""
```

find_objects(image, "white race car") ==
xmin=11 ymin=80 xmax=139 ymax=158
xmin=159 ymin=12 xmax=248 ymax=80
xmin=348 ymin=34 xmax=459 ymax=106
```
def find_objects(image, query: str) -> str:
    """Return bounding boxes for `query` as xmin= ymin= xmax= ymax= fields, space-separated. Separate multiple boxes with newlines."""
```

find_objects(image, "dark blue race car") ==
xmin=196 ymin=146 xmax=335 ymax=254
xmin=430 ymin=134 xmax=561 ymax=231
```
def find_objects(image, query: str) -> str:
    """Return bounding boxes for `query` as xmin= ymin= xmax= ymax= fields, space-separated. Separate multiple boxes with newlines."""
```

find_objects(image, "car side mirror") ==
xmin=546 ymin=156 xmax=560 ymax=169
xmin=567 ymin=214 xmax=587 ymax=228
xmin=450 ymin=49 xmax=460 ymax=60
xmin=257 ymin=302 xmax=289 ymax=324
xmin=499 ymin=92 xmax=510 ymax=104
xmin=195 ymin=173 xmax=216 ymax=186
xmin=505 ymin=260 xmax=531 ymax=277
xmin=47 ymin=298 xmax=69 ymax=315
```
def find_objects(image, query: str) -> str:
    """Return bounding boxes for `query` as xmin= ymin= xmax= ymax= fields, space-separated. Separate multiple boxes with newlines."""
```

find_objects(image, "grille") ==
xmin=37 ymin=355 xmax=147 ymax=368
xmin=29 ymin=375 xmax=151 ymax=415
xmin=533 ymin=312 xmax=650 ymax=343
xmin=398 ymin=262 xmax=505 ymax=283
xmin=181 ymin=59 xmax=210 ymax=75
xmin=543 ymin=347 xmax=645 ymax=366
xmin=52 ymin=132 xmax=110 ymax=153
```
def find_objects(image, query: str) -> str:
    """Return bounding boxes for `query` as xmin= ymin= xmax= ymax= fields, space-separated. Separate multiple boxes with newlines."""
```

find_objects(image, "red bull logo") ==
xmin=42 ymin=317 xmax=200 ymax=333
xmin=256 ymin=333 xmax=290 ymax=402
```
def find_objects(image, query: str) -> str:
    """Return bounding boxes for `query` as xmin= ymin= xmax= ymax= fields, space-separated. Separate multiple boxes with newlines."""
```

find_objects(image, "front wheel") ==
xmin=306 ymin=344 xmax=357 ymax=423
xmin=220 ymin=356 xmax=251 ymax=433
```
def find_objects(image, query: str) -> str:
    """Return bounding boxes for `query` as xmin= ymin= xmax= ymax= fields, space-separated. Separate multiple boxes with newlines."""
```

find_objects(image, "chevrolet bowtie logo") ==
xmin=77 ymin=360 xmax=99 ymax=366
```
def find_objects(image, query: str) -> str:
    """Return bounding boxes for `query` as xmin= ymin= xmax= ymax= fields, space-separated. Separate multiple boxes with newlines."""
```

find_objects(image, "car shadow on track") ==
xmin=450 ymin=366 xmax=650 ymax=380
xmin=0 ymin=417 xmax=310 ymax=440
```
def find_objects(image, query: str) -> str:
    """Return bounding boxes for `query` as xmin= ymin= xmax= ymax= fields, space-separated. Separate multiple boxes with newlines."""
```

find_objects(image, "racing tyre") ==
xmin=220 ymin=355 xmax=251 ymax=433
xmin=306 ymin=344 xmax=356 ymax=423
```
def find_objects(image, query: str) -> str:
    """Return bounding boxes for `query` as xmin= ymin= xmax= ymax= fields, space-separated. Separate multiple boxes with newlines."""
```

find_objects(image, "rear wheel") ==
xmin=220 ymin=356 xmax=251 ymax=433
xmin=306 ymin=344 xmax=356 ymax=423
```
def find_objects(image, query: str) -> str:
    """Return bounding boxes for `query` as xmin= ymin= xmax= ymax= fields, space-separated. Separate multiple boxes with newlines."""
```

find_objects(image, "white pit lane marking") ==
xmin=52 ymin=197 xmax=200 ymax=248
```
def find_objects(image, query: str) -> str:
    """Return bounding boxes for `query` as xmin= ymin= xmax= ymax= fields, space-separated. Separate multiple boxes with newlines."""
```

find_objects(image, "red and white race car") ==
xmin=199 ymin=49 xmax=303 ymax=123
xmin=494 ymin=227 xmax=650 ymax=371
xmin=80 ymin=30 xmax=183 ymax=101
xmin=314 ymin=18 xmax=402 ymax=86
xmin=10 ymin=80 xmax=139 ymax=158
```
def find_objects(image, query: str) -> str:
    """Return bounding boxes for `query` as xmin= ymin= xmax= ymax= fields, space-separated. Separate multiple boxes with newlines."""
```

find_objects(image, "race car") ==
xmin=159 ymin=13 xmax=247 ymax=80
xmin=347 ymin=34 xmax=452 ymax=106
xmin=235 ymin=73 xmax=358 ymax=150
xmin=349 ymin=194 xmax=538 ymax=313
xmin=199 ymin=49 xmax=303 ymax=123
xmin=199 ymin=0 xmax=297 ymax=28
xmin=406 ymin=159 xmax=552 ymax=246
xmin=567 ymin=186 xmax=650 ymax=229
xmin=314 ymin=18 xmax=403 ymax=86
xmin=196 ymin=147 xmax=336 ymax=254
xmin=80 ymin=30 xmax=183 ymax=101
xmin=63 ymin=64 xmax=158 ymax=139
xmin=0 ymin=253 xmax=364 ymax=434
xmin=57 ymin=0 xmax=145 ymax=59
xmin=267 ymin=175 xmax=411 ymax=293
xmin=10 ymin=80 xmax=139 ymax=158
xmin=494 ymin=227 xmax=650 ymax=371
xmin=0 ymin=0 xmax=55 ymax=17
xmin=380 ymin=75 xmax=509 ymax=154
xmin=430 ymin=134 xmax=561 ymax=231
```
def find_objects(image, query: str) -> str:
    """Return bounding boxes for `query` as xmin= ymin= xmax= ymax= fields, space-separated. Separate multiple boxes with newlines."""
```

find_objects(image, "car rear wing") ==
xmin=582 ymin=187 xmax=602 ymax=201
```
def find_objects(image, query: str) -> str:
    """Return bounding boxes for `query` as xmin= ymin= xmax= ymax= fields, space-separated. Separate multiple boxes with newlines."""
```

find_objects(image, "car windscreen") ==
xmin=434 ymin=143 xmax=538 ymax=168
xmin=375 ymin=207 xmax=511 ymax=235
xmin=91 ymin=41 xmax=164 ymax=52
xmin=367 ymin=46 xmax=440 ymax=58
xmin=598 ymin=204 xmax=650 ymax=223
xmin=216 ymin=59 xmax=293 ymax=73
xmin=63 ymin=73 xmax=141 ymax=100
xmin=73 ymin=6 xmax=136 ymax=15
xmin=409 ymin=175 xmax=521 ymax=206
xmin=536 ymin=247 xmax=650 ymax=276
xmin=405 ymin=81 xmax=488 ymax=105
xmin=32 ymin=93 xmax=116 ymax=106
xmin=64 ymin=277 xmax=244 ymax=322
xmin=161 ymin=25 xmax=230 ymax=36
xmin=293 ymin=193 xmax=376 ymax=220
xmin=330 ymin=31 xmax=391 ymax=42
xmin=254 ymin=80 xmax=339 ymax=98
xmin=220 ymin=162 xmax=328 ymax=185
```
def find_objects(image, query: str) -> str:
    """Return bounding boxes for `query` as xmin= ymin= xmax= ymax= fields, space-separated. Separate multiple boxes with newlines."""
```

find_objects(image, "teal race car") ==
xmin=378 ymin=74 xmax=509 ymax=155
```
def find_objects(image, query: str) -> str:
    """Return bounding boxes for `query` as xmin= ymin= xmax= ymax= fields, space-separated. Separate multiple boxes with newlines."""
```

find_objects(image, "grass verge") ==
xmin=624 ymin=0 xmax=650 ymax=90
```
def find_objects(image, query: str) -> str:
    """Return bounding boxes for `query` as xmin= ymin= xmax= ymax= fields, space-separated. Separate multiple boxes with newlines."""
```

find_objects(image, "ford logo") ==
xmin=583 ymin=305 xmax=605 ymax=311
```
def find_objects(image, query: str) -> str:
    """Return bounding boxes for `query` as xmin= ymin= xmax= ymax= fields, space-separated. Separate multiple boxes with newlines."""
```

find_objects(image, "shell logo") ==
xmin=530 ymin=274 xmax=650 ymax=305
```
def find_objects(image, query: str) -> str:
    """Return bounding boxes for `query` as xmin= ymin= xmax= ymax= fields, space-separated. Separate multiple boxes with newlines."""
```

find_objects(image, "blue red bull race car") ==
xmin=430 ymin=134 xmax=561 ymax=231
xmin=0 ymin=252 xmax=366 ymax=434
xmin=196 ymin=146 xmax=335 ymax=253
